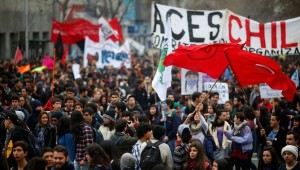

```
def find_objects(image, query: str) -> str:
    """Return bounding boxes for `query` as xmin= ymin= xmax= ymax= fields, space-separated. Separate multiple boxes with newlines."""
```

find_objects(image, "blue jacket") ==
xmin=58 ymin=133 xmax=75 ymax=162
xmin=225 ymin=122 xmax=253 ymax=153
xmin=157 ymin=110 xmax=181 ymax=140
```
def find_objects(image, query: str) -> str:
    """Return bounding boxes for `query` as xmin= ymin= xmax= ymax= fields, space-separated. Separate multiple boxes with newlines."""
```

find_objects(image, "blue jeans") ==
xmin=167 ymin=138 xmax=176 ymax=156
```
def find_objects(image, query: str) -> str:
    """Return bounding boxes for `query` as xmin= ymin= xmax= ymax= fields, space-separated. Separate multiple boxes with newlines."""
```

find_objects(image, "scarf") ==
xmin=233 ymin=121 xmax=248 ymax=136
xmin=190 ymin=121 xmax=202 ymax=135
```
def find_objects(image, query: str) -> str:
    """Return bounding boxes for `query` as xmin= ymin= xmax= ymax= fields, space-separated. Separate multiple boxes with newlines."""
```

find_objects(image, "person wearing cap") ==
xmin=279 ymin=145 xmax=300 ymax=170
xmin=2 ymin=111 xmax=33 ymax=168
xmin=291 ymin=115 xmax=300 ymax=136
xmin=174 ymin=124 xmax=190 ymax=170
xmin=126 ymin=94 xmax=143 ymax=115
xmin=99 ymin=110 xmax=116 ymax=140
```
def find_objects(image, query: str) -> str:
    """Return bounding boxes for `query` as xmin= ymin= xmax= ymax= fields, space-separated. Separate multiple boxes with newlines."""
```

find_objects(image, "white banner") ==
xmin=151 ymin=3 xmax=300 ymax=56
xmin=204 ymin=82 xmax=229 ymax=104
xmin=83 ymin=37 xmax=131 ymax=69
xmin=151 ymin=3 xmax=226 ymax=49
xmin=259 ymin=83 xmax=283 ymax=99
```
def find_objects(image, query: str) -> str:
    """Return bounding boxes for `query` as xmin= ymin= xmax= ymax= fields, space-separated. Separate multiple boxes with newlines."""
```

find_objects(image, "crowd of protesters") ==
xmin=0 ymin=53 xmax=300 ymax=170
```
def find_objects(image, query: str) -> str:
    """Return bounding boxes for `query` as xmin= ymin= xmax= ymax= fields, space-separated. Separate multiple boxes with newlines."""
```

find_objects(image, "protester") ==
xmin=56 ymin=116 xmax=75 ymax=162
xmin=224 ymin=112 xmax=253 ymax=170
xmin=99 ymin=110 xmax=116 ymax=140
xmin=174 ymin=124 xmax=190 ymax=170
xmin=120 ymin=153 xmax=136 ymax=170
xmin=100 ymin=140 xmax=122 ymax=170
xmin=140 ymin=125 xmax=173 ymax=170
xmin=70 ymin=110 xmax=93 ymax=170
xmin=183 ymin=139 xmax=210 ymax=170
xmin=279 ymin=145 xmax=300 ymax=170
xmin=208 ymin=109 xmax=231 ymax=159
xmin=34 ymin=111 xmax=56 ymax=154
xmin=2 ymin=111 xmax=35 ymax=168
xmin=110 ymin=119 xmax=138 ymax=154
xmin=11 ymin=141 xmax=28 ymax=170
xmin=185 ymin=104 xmax=208 ymax=144
xmin=85 ymin=143 xmax=111 ymax=170
xmin=26 ymin=156 xmax=48 ymax=170
xmin=257 ymin=146 xmax=279 ymax=170
xmin=132 ymin=122 xmax=152 ymax=170
xmin=157 ymin=99 xmax=181 ymax=155
xmin=52 ymin=145 xmax=75 ymax=170
xmin=212 ymin=158 xmax=232 ymax=170
xmin=146 ymin=104 xmax=161 ymax=126
xmin=260 ymin=113 xmax=287 ymax=162
xmin=41 ymin=147 xmax=55 ymax=170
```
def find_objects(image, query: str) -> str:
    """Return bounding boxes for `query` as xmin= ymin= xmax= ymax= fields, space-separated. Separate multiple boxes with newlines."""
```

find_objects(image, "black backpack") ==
xmin=140 ymin=141 xmax=165 ymax=170
xmin=91 ymin=127 xmax=104 ymax=144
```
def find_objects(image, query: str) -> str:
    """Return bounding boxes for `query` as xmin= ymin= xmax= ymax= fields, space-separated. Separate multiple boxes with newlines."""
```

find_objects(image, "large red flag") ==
xmin=14 ymin=47 xmax=23 ymax=65
xmin=51 ymin=19 xmax=100 ymax=44
xmin=225 ymin=48 xmax=296 ymax=101
xmin=163 ymin=43 xmax=243 ymax=79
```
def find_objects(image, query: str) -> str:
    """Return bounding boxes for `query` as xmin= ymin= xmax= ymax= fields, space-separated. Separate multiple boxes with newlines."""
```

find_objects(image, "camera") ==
xmin=127 ymin=121 xmax=132 ymax=124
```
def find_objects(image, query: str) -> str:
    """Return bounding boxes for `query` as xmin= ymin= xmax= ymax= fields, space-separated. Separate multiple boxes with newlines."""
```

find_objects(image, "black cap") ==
xmin=292 ymin=115 xmax=300 ymax=121
xmin=4 ymin=111 xmax=19 ymax=125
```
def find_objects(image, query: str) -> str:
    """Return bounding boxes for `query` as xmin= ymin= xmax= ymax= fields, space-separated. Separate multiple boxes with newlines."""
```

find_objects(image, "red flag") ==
xmin=14 ymin=47 xmax=23 ymax=65
xmin=44 ymin=97 xmax=54 ymax=111
xmin=51 ymin=19 xmax=100 ymax=44
xmin=109 ymin=18 xmax=124 ymax=42
xmin=61 ymin=46 xmax=69 ymax=65
xmin=17 ymin=64 xmax=30 ymax=74
xmin=163 ymin=43 xmax=243 ymax=79
xmin=225 ymin=48 xmax=296 ymax=101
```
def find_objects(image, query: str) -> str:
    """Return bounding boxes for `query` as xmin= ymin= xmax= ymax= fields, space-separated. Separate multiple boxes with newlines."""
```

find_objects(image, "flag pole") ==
xmin=52 ymin=48 xmax=56 ymax=97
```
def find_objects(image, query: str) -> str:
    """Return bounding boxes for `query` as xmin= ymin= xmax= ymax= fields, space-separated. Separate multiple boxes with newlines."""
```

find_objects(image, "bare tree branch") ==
xmin=119 ymin=0 xmax=133 ymax=23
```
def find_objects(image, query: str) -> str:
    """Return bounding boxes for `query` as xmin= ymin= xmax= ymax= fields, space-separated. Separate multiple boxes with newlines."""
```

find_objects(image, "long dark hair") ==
xmin=70 ymin=110 xmax=85 ymax=140
xmin=183 ymin=140 xmax=208 ymax=170
xmin=100 ymin=140 xmax=121 ymax=167
xmin=86 ymin=143 xmax=111 ymax=170
xmin=147 ymin=104 xmax=160 ymax=121
xmin=258 ymin=146 xmax=278 ymax=170
xmin=56 ymin=116 xmax=71 ymax=137
xmin=103 ymin=118 xmax=115 ymax=131
xmin=211 ymin=109 xmax=224 ymax=131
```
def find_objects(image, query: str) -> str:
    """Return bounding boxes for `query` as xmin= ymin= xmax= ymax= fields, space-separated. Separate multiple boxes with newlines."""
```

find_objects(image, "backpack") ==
xmin=201 ymin=128 xmax=216 ymax=163
xmin=140 ymin=141 xmax=165 ymax=170
xmin=92 ymin=127 xmax=104 ymax=144
xmin=12 ymin=127 xmax=38 ymax=158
